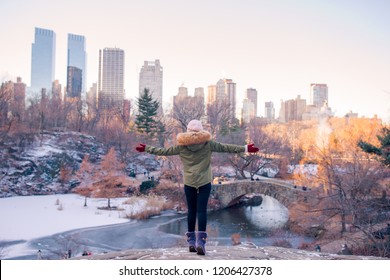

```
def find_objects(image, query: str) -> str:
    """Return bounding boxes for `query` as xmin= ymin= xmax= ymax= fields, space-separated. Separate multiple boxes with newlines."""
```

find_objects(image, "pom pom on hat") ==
xmin=187 ymin=120 xmax=203 ymax=132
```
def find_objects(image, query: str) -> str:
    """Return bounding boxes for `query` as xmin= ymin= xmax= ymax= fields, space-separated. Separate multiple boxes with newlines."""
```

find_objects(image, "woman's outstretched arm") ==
xmin=135 ymin=143 xmax=181 ymax=156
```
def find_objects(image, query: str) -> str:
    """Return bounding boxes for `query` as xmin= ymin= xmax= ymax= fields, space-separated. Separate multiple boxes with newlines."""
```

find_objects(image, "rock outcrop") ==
xmin=0 ymin=130 xmax=107 ymax=197
xmin=73 ymin=244 xmax=385 ymax=260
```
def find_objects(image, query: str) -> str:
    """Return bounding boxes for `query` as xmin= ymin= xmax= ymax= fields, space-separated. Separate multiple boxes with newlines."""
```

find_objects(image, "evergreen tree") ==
xmin=135 ymin=88 xmax=160 ymax=137
xmin=359 ymin=126 xmax=390 ymax=167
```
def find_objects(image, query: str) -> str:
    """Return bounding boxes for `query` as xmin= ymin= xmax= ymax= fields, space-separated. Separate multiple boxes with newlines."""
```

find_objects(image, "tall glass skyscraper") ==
xmin=30 ymin=27 xmax=56 ymax=92
xmin=67 ymin=33 xmax=86 ymax=93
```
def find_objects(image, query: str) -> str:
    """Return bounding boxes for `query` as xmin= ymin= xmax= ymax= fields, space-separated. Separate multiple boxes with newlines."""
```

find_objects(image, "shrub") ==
xmin=139 ymin=180 xmax=158 ymax=193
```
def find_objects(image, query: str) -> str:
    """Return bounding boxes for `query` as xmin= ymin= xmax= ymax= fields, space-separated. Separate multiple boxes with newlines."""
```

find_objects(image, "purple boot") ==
xmin=196 ymin=231 xmax=208 ymax=255
xmin=186 ymin=232 xmax=197 ymax=252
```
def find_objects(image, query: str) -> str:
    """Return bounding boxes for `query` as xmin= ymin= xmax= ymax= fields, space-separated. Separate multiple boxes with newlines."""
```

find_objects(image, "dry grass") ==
xmin=152 ymin=180 xmax=187 ymax=211
xmin=123 ymin=195 xmax=174 ymax=220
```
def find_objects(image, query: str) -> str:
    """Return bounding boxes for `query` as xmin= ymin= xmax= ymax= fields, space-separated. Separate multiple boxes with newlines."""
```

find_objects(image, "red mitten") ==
xmin=247 ymin=143 xmax=259 ymax=153
xmin=135 ymin=143 xmax=146 ymax=152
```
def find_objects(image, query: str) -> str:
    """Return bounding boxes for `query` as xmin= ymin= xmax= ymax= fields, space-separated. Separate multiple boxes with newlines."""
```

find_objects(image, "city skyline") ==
xmin=1 ymin=0 xmax=389 ymax=122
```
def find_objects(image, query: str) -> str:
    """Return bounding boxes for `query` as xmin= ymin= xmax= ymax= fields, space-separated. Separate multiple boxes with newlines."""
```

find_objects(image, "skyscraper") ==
xmin=13 ymin=77 xmax=26 ymax=119
xmin=207 ymin=79 xmax=237 ymax=121
xmin=174 ymin=85 xmax=188 ymax=103
xmin=66 ymin=66 xmax=82 ymax=98
xmin=226 ymin=80 xmax=236 ymax=118
xmin=67 ymin=33 xmax=86 ymax=93
xmin=242 ymin=98 xmax=255 ymax=123
xmin=139 ymin=60 xmax=163 ymax=115
xmin=52 ymin=80 xmax=62 ymax=101
xmin=246 ymin=88 xmax=258 ymax=117
xmin=31 ymin=27 xmax=56 ymax=92
xmin=310 ymin=83 xmax=328 ymax=107
xmin=194 ymin=87 xmax=205 ymax=100
xmin=98 ymin=48 xmax=125 ymax=110
xmin=279 ymin=95 xmax=307 ymax=123
xmin=265 ymin=101 xmax=275 ymax=119
xmin=216 ymin=78 xmax=237 ymax=120
xmin=0 ymin=77 xmax=26 ymax=122
xmin=207 ymin=85 xmax=217 ymax=104
xmin=173 ymin=85 xmax=188 ymax=113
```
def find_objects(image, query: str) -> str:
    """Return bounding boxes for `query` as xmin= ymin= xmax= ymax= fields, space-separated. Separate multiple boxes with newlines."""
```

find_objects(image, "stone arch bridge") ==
xmin=210 ymin=178 xmax=309 ymax=209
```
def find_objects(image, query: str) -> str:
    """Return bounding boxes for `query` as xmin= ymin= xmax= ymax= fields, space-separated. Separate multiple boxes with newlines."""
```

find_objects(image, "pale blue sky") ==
xmin=1 ymin=0 xmax=389 ymax=121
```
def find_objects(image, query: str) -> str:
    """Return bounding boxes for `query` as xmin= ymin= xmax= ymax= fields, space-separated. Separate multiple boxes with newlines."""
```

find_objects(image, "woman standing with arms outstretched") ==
xmin=136 ymin=120 xmax=259 ymax=255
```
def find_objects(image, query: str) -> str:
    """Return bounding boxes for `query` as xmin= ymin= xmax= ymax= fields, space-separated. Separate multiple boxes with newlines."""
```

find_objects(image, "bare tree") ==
xmin=206 ymin=100 xmax=231 ymax=137
xmin=0 ymin=81 xmax=16 ymax=140
xmin=0 ymin=81 xmax=12 ymax=127
xmin=91 ymin=147 xmax=127 ymax=209
xmin=171 ymin=96 xmax=204 ymax=132
xmin=59 ymin=162 xmax=72 ymax=187
xmin=65 ymin=98 xmax=86 ymax=132
xmin=47 ymin=234 xmax=82 ymax=259
xmin=222 ymin=121 xmax=291 ymax=179
xmin=159 ymin=155 xmax=184 ymax=186
xmin=74 ymin=154 xmax=96 ymax=206
xmin=294 ymin=118 xmax=390 ymax=257
xmin=84 ymin=100 xmax=99 ymax=133
xmin=46 ymin=94 xmax=64 ymax=128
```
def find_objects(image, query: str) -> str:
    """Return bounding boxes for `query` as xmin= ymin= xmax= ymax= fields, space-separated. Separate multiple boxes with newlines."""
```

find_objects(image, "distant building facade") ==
xmin=0 ymin=77 xmax=26 ymax=122
xmin=173 ymin=85 xmax=205 ymax=119
xmin=246 ymin=88 xmax=258 ymax=117
xmin=30 ymin=27 xmax=56 ymax=93
xmin=66 ymin=66 xmax=82 ymax=99
xmin=194 ymin=87 xmax=205 ymax=115
xmin=279 ymin=95 xmax=307 ymax=123
xmin=52 ymin=80 xmax=62 ymax=101
xmin=208 ymin=78 xmax=237 ymax=121
xmin=13 ymin=77 xmax=26 ymax=118
xmin=139 ymin=59 xmax=163 ymax=115
xmin=241 ymin=98 xmax=255 ymax=123
xmin=207 ymin=84 xmax=217 ymax=105
xmin=98 ymin=48 xmax=125 ymax=110
xmin=302 ymin=101 xmax=333 ymax=121
xmin=310 ymin=83 xmax=328 ymax=107
xmin=265 ymin=101 xmax=275 ymax=120
xmin=194 ymin=87 xmax=205 ymax=100
xmin=67 ymin=33 xmax=86 ymax=93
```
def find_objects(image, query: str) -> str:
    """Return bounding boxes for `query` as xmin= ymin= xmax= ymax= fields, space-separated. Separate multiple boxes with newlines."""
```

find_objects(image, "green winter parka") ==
xmin=145 ymin=130 xmax=245 ymax=188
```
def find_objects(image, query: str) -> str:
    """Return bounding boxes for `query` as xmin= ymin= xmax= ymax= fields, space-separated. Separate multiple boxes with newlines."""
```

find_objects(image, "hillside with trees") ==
xmin=1 ymin=81 xmax=389 ymax=257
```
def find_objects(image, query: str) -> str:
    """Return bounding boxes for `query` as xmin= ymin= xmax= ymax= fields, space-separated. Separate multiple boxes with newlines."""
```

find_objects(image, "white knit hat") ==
xmin=187 ymin=119 xmax=203 ymax=132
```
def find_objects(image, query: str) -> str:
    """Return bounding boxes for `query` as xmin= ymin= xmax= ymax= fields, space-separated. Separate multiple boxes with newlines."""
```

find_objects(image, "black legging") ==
xmin=184 ymin=183 xmax=211 ymax=232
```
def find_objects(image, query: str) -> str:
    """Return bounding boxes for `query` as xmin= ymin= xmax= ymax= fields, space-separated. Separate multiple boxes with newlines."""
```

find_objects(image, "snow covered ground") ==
xmin=0 ymin=194 xmax=144 ymax=259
